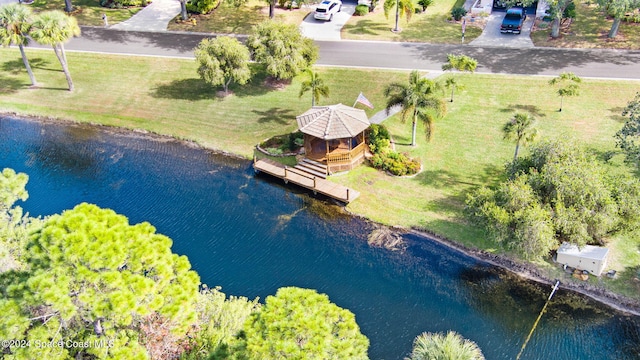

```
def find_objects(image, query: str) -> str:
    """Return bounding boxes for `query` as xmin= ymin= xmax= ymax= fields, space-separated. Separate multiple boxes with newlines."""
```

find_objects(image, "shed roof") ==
xmin=296 ymin=104 xmax=370 ymax=140
xmin=557 ymin=242 xmax=609 ymax=261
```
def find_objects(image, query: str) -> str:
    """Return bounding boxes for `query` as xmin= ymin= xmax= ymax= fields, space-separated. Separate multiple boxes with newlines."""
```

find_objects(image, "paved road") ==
xmin=49 ymin=27 xmax=640 ymax=80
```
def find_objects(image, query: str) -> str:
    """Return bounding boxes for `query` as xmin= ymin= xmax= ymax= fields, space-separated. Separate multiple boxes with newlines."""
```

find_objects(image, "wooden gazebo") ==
xmin=296 ymin=104 xmax=370 ymax=173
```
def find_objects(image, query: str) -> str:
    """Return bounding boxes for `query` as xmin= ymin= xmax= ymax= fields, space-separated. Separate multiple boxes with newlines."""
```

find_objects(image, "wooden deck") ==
xmin=253 ymin=158 xmax=360 ymax=203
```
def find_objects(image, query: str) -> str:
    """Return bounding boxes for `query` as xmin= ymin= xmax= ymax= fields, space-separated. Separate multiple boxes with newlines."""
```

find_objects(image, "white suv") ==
xmin=314 ymin=0 xmax=342 ymax=21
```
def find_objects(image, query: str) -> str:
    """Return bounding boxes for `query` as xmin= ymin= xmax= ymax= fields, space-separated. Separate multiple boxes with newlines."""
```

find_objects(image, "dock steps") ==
xmin=292 ymin=158 xmax=328 ymax=179
xmin=253 ymin=158 xmax=359 ymax=203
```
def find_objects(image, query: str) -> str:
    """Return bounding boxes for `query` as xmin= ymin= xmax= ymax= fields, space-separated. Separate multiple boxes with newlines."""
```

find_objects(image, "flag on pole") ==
xmin=354 ymin=92 xmax=374 ymax=109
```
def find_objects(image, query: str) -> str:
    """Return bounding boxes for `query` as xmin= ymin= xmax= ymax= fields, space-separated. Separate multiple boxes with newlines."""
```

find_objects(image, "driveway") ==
xmin=110 ymin=0 xmax=180 ymax=31
xmin=469 ymin=10 xmax=535 ymax=48
xmin=299 ymin=0 xmax=356 ymax=41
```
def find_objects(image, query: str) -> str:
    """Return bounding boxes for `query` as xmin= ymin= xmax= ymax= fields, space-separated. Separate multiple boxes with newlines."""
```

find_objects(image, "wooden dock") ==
xmin=253 ymin=158 xmax=360 ymax=203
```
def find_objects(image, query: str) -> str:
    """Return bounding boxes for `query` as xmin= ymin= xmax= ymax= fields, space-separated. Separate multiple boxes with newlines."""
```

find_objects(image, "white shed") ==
xmin=556 ymin=242 xmax=609 ymax=276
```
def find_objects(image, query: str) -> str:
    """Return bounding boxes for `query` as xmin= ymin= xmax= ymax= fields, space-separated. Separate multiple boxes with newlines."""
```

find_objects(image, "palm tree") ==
xmin=384 ymin=70 xmax=446 ymax=146
xmin=441 ymin=54 xmax=478 ymax=73
xmin=441 ymin=54 xmax=477 ymax=102
xmin=502 ymin=112 xmax=538 ymax=160
xmin=444 ymin=76 xmax=465 ymax=103
xmin=30 ymin=11 xmax=81 ymax=91
xmin=406 ymin=331 xmax=485 ymax=360
xmin=0 ymin=4 xmax=37 ymax=86
xmin=549 ymin=72 xmax=581 ymax=112
xmin=299 ymin=69 xmax=329 ymax=107
xmin=384 ymin=0 xmax=414 ymax=32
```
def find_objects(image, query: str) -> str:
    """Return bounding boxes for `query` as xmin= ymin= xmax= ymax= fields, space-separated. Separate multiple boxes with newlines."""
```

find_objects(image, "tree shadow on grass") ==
xmin=150 ymin=78 xmax=217 ymax=100
xmin=499 ymin=104 xmax=547 ymax=118
xmin=252 ymin=108 xmax=295 ymax=125
xmin=342 ymin=19 xmax=390 ymax=36
xmin=0 ymin=74 xmax=24 ymax=95
xmin=416 ymin=163 xmax=504 ymax=189
xmin=232 ymin=68 xmax=281 ymax=98
xmin=1 ymin=57 xmax=51 ymax=74
xmin=609 ymin=106 xmax=628 ymax=123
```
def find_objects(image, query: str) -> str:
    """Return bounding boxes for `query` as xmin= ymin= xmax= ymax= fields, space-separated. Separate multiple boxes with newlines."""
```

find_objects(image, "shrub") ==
xmin=367 ymin=124 xmax=391 ymax=153
xmin=187 ymin=0 xmax=219 ymax=14
xmin=451 ymin=6 xmax=466 ymax=20
xmin=379 ymin=151 xmax=420 ymax=176
xmin=100 ymin=0 xmax=145 ymax=8
xmin=417 ymin=0 xmax=432 ymax=11
xmin=265 ymin=147 xmax=283 ymax=155
xmin=286 ymin=131 xmax=304 ymax=151
xmin=355 ymin=4 xmax=369 ymax=15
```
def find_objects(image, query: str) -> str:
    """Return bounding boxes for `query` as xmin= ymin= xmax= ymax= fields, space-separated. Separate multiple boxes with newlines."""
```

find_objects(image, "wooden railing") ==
xmin=327 ymin=142 xmax=366 ymax=165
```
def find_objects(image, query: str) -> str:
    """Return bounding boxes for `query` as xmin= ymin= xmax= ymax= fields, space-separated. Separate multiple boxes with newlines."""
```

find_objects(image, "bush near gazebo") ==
xmin=258 ymin=131 xmax=304 ymax=156
xmin=368 ymin=124 xmax=421 ymax=176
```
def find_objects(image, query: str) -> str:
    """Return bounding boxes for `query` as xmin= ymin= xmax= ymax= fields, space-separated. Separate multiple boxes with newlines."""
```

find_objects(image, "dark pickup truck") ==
xmin=500 ymin=7 xmax=526 ymax=34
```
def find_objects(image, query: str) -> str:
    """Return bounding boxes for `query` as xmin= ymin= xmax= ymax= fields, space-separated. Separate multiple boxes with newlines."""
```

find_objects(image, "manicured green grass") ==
xmin=26 ymin=0 xmax=141 ymax=26
xmin=531 ymin=0 xmax=640 ymax=50
xmin=1 ymin=48 xmax=639 ymax=297
xmin=167 ymin=0 xmax=311 ymax=34
xmin=332 ymin=74 xmax=638 ymax=248
xmin=342 ymin=0 xmax=483 ymax=43
xmin=0 ymin=48 xmax=405 ymax=157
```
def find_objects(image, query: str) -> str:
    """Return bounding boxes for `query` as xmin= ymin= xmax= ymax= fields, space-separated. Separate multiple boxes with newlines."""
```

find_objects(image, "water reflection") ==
xmin=1 ymin=116 xmax=640 ymax=360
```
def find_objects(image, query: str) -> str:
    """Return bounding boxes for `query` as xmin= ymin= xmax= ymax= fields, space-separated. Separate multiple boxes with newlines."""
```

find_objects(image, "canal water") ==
xmin=1 ymin=116 xmax=639 ymax=359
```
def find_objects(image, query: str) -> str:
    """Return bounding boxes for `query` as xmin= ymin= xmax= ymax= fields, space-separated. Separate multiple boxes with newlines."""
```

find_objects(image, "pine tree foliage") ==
xmin=242 ymin=287 xmax=370 ymax=359
xmin=406 ymin=331 xmax=485 ymax=360
xmin=246 ymin=21 xmax=318 ymax=80
xmin=0 ymin=168 xmax=39 ymax=273
xmin=0 ymin=203 xmax=200 ymax=359
xmin=182 ymin=286 xmax=260 ymax=359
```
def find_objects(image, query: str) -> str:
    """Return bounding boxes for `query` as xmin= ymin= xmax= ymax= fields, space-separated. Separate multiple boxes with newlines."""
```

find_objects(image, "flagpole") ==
xmin=353 ymin=92 xmax=360 ymax=107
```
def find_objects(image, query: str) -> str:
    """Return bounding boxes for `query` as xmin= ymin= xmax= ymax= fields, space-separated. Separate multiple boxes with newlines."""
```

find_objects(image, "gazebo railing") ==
xmin=326 ymin=142 xmax=366 ymax=165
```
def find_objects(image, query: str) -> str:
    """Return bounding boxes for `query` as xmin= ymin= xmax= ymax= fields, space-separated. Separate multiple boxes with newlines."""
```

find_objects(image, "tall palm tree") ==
xmin=0 ymin=4 xmax=37 ymax=86
xmin=502 ymin=112 xmax=538 ymax=160
xmin=406 ymin=331 xmax=485 ymax=360
xmin=298 ymin=69 xmax=329 ymax=107
xmin=549 ymin=72 xmax=581 ymax=112
xmin=30 ymin=11 xmax=80 ymax=91
xmin=384 ymin=0 xmax=414 ymax=32
xmin=384 ymin=70 xmax=446 ymax=146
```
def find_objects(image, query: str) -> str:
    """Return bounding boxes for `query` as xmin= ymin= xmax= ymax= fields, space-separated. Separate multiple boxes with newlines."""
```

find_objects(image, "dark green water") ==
xmin=1 ymin=116 xmax=639 ymax=360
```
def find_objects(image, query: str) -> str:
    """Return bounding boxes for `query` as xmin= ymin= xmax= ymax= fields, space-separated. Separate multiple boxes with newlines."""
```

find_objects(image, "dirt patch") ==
xmin=264 ymin=77 xmax=291 ymax=90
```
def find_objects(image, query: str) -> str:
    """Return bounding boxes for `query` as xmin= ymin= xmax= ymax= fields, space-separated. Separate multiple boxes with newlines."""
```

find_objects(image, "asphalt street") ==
xmin=39 ymin=26 xmax=640 ymax=80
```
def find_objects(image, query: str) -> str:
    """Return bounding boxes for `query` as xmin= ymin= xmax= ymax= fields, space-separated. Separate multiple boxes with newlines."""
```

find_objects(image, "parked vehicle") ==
xmin=500 ymin=7 xmax=526 ymax=34
xmin=314 ymin=0 xmax=342 ymax=21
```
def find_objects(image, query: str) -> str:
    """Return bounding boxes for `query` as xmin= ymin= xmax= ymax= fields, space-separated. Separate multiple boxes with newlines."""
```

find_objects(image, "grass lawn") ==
xmin=341 ymin=0 xmax=483 ymax=43
xmin=26 ymin=0 xmax=142 ymax=26
xmin=1 ymin=48 xmax=639 ymax=298
xmin=0 ymin=48 xmax=404 ymax=157
xmin=167 ymin=0 xmax=312 ymax=34
xmin=531 ymin=0 xmax=640 ymax=50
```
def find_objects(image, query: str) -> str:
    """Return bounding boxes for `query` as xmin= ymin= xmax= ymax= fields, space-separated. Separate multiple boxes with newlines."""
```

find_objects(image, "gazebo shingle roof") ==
xmin=296 ymin=104 xmax=370 ymax=140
